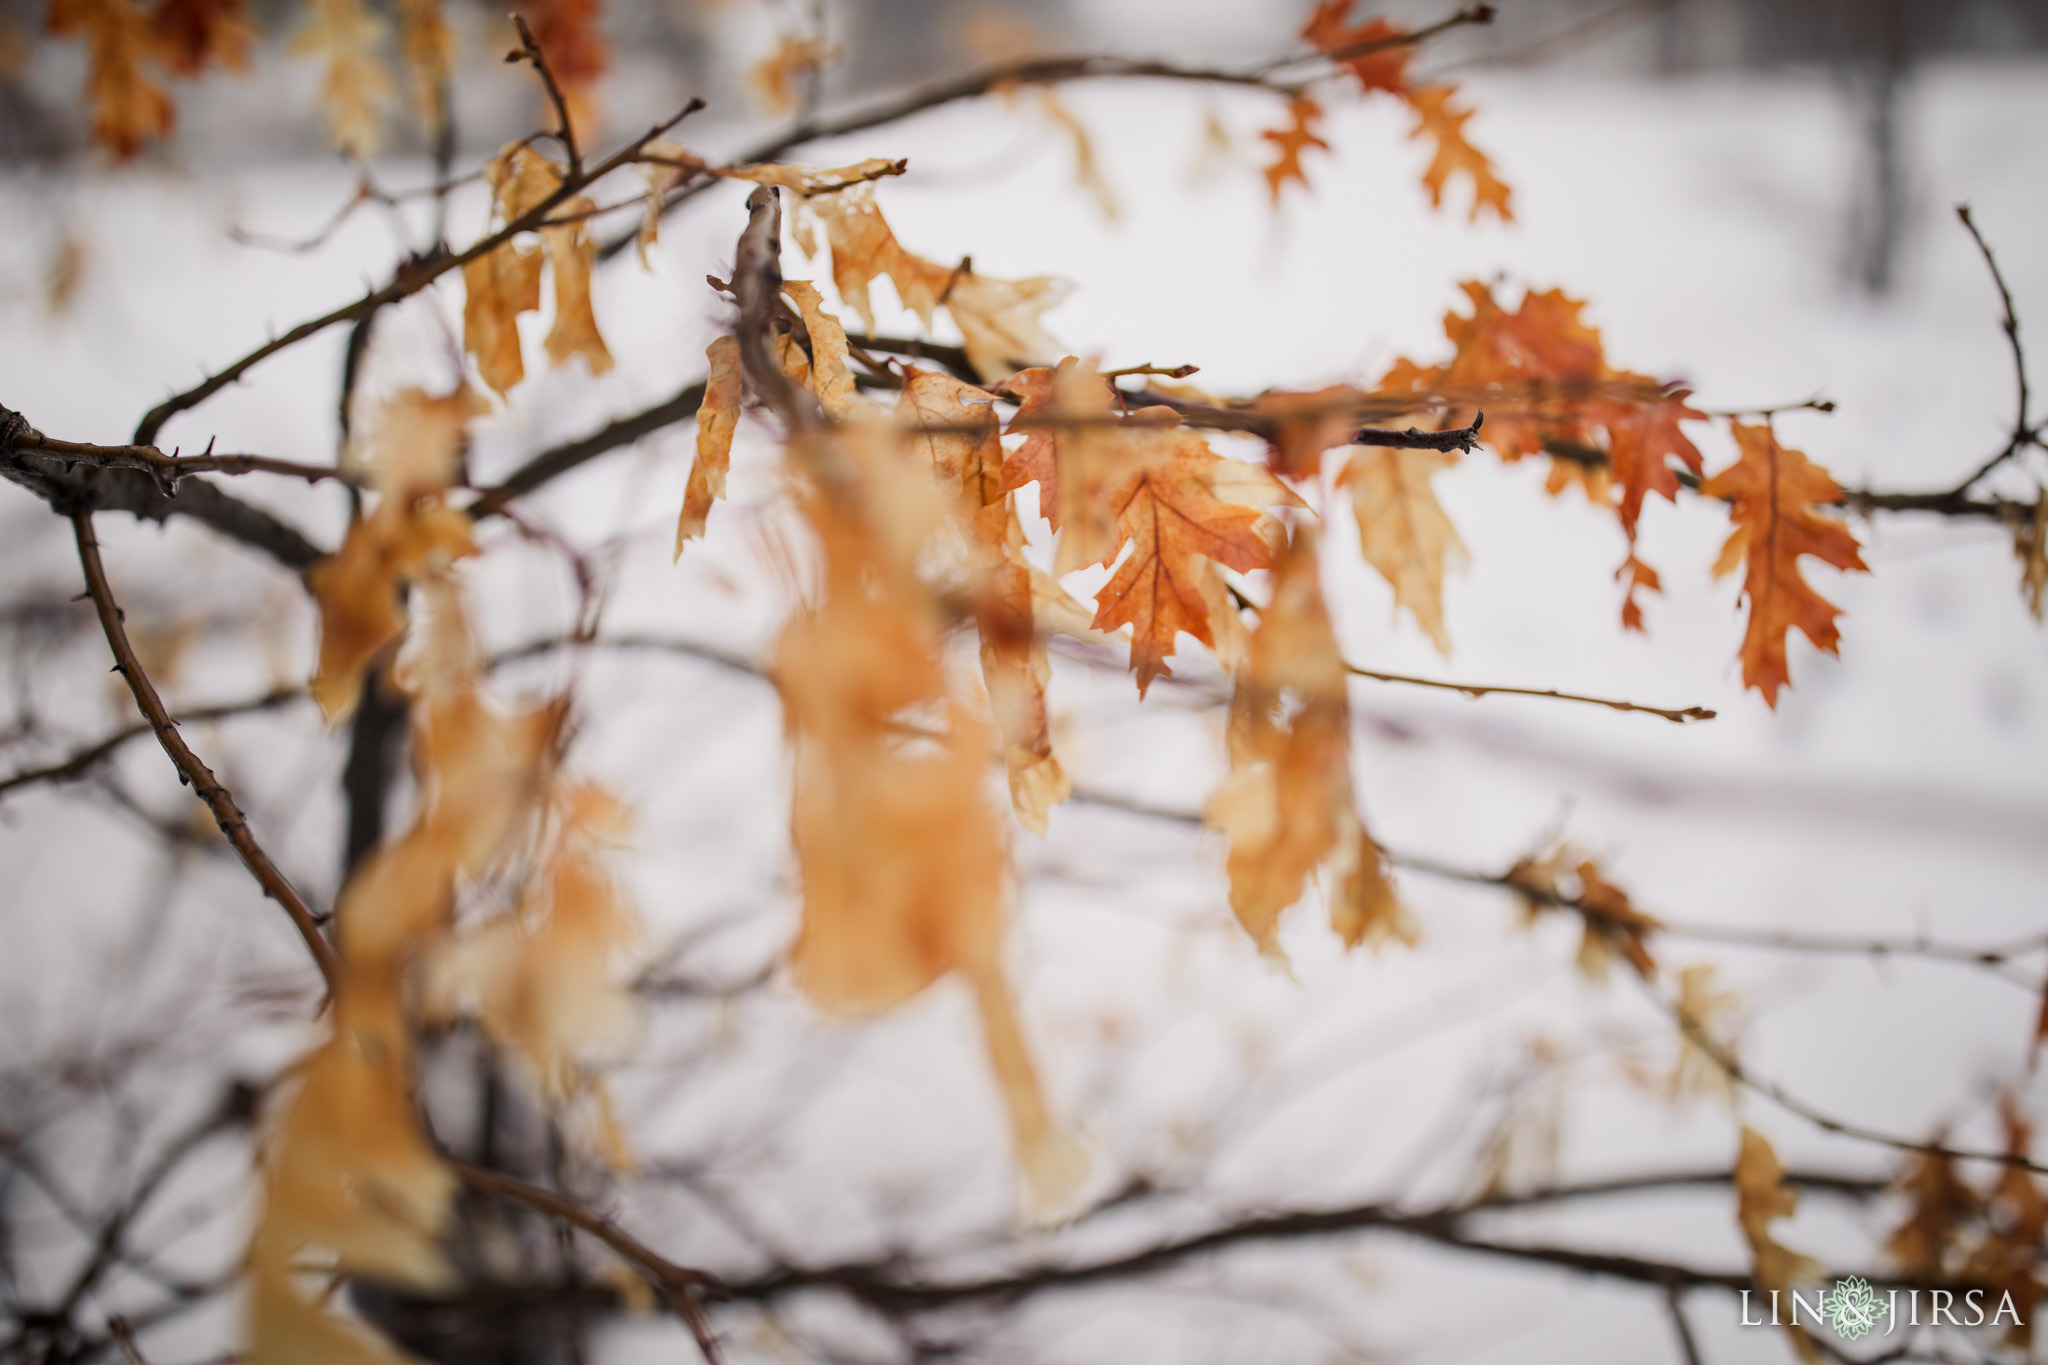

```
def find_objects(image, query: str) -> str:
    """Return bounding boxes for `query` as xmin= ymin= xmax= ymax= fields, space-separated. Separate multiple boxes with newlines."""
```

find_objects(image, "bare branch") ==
xmin=1345 ymin=660 xmax=1716 ymax=722
xmin=69 ymin=512 xmax=341 ymax=989
xmin=508 ymin=13 xmax=581 ymax=182
xmin=1950 ymin=205 xmax=2035 ymax=494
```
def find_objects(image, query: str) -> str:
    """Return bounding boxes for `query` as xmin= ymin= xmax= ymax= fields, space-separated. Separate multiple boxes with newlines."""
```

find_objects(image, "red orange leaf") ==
xmin=1700 ymin=423 xmax=1868 ymax=706
xmin=1260 ymin=95 xmax=1331 ymax=204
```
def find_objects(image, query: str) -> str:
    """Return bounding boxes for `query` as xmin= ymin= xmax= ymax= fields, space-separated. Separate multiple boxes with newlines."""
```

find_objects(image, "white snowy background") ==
xmin=2 ymin=5 xmax=2045 ymax=1363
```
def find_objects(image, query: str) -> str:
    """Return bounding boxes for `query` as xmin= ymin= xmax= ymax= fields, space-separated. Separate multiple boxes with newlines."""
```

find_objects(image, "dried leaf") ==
xmin=676 ymin=335 xmax=740 ymax=553
xmin=747 ymin=33 xmax=834 ymax=116
xmin=948 ymin=272 xmax=1072 ymax=383
xmin=1092 ymin=428 xmax=1290 ymax=695
xmin=781 ymin=279 xmax=860 ymax=418
xmin=2013 ymin=495 xmax=2047 ymax=621
xmin=1205 ymin=527 xmax=1410 ymax=958
xmin=148 ymin=0 xmax=251 ymax=76
xmin=775 ymin=450 xmax=1083 ymax=1216
xmin=1406 ymin=85 xmax=1513 ymax=224
xmin=634 ymin=137 xmax=704 ymax=267
xmin=461 ymin=245 xmax=543 ymax=396
xmin=1887 ymin=1147 xmax=1974 ymax=1279
xmin=1254 ymin=384 xmax=1361 ymax=479
xmin=1668 ymin=962 xmax=1739 ymax=1104
xmin=1735 ymin=1127 xmax=1822 ymax=1362
xmin=49 ymin=0 xmax=174 ymax=158
xmin=1339 ymin=446 xmax=1466 ymax=656
xmin=309 ymin=387 xmax=484 ymax=720
xmin=293 ymin=0 xmax=393 ymax=159
xmin=1301 ymin=1 xmax=1411 ymax=94
xmin=1034 ymin=85 xmax=1119 ymax=221
xmin=1259 ymin=95 xmax=1329 ymax=204
xmin=898 ymin=366 xmax=1078 ymax=831
xmin=1616 ymin=552 xmax=1660 ymax=633
xmin=542 ymin=197 xmax=614 ymax=376
xmin=1700 ymin=423 xmax=1868 ymax=707
xmin=1571 ymin=858 xmax=1659 ymax=981
xmin=393 ymin=0 xmax=453 ymax=130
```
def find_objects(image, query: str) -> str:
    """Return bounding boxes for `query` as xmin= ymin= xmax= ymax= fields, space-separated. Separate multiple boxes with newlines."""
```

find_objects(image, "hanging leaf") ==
xmin=1259 ymin=95 xmax=1330 ymax=204
xmin=293 ymin=0 xmax=393 ymax=159
xmin=1700 ymin=423 xmax=1868 ymax=706
xmin=676 ymin=335 xmax=741 ymax=553
xmin=1339 ymin=446 xmax=1466 ymax=656
xmin=48 ymin=0 xmax=175 ymax=159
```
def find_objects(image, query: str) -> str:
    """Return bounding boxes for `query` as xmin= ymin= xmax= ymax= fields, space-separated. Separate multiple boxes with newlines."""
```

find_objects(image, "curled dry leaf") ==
xmin=293 ymin=0 xmax=393 ymax=159
xmin=801 ymin=184 xmax=1071 ymax=382
xmin=48 ymin=0 xmax=174 ymax=159
xmin=310 ymin=386 xmax=488 ymax=719
xmin=676 ymin=334 xmax=740 ymax=554
xmin=781 ymin=279 xmax=862 ymax=418
xmin=461 ymin=144 xmax=615 ymax=393
xmin=898 ymin=365 xmax=1090 ymax=832
xmin=1205 ymin=527 xmax=1410 ymax=960
xmin=1700 ymin=423 xmax=1868 ymax=707
xmin=2010 ymin=494 xmax=2047 ymax=621
xmin=542 ymin=197 xmax=615 ymax=376
xmin=775 ymin=431 xmax=1085 ymax=1218
xmin=1735 ymin=1127 xmax=1822 ymax=1362
xmin=1339 ymin=446 xmax=1466 ymax=656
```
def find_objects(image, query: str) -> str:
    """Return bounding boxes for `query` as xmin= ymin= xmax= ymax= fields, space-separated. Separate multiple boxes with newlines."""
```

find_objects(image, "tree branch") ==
xmin=1950 ymin=205 xmax=2035 ymax=495
xmin=69 ymin=512 xmax=340 ymax=988
xmin=1345 ymin=659 xmax=1715 ymax=723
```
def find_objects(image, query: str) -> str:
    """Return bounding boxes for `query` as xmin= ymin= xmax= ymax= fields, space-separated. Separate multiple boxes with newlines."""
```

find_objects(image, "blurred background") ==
xmin=2 ymin=3 xmax=2046 ymax=1364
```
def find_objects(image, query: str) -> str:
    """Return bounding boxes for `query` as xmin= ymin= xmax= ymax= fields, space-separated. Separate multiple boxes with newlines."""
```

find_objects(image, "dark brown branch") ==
xmin=1664 ymin=1286 xmax=1704 ymax=1365
xmin=469 ymin=378 xmax=708 ymax=519
xmin=732 ymin=187 xmax=815 ymax=432
xmin=0 ymin=686 xmax=302 ymax=800
xmin=451 ymin=1162 xmax=723 ymax=1364
xmin=1 ymin=405 xmax=324 ymax=569
xmin=1951 ymin=205 xmax=2035 ymax=494
xmin=1353 ymin=410 xmax=1485 ymax=452
xmin=132 ymin=94 xmax=706 ymax=447
xmin=69 ymin=512 xmax=341 ymax=989
xmin=1254 ymin=5 xmax=1497 ymax=76
xmin=11 ymin=430 xmax=341 ymax=491
xmin=1344 ymin=660 xmax=1715 ymax=723
xmin=508 ymin=13 xmax=581 ymax=182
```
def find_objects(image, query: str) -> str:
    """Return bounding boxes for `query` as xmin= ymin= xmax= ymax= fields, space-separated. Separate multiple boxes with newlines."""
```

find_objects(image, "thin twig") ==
xmin=452 ymin=1162 xmax=723 ymax=1363
xmin=509 ymin=13 xmax=581 ymax=181
xmin=11 ymin=429 xmax=342 ymax=493
xmin=1664 ymin=1285 xmax=1705 ymax=1365
xmin=1950 ymin=205 xmax=2035 ymax=494
xmin=131 ymin=88 xmax=706 ymax=446
xmin=1345 ymin=660 xmax=1715 ymax=722
xmin=0 ymin=686 xmax=303 ymax=799
xmin=69 ymin=512 xmax=341 ymax=989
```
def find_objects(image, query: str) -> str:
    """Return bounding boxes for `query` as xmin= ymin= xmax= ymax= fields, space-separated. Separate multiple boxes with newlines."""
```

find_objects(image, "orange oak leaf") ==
xmin=49 ymin=0 xmax=174 ymax=159
xmin=676 ymin=335 xmax=740 ymax=553
xmin=1092 ymin=429 xmax=1292 ymax=695
xmin=1260 ymin=95 xmax=1331 ymax=204
xmin=1339 ymin=446 xmax=1467 ymax=656
xmin=1301 ymin=2 xmax=1410 ymax=94
xmin=293 ymin=0 xmax=393 ymax=159
xmin=148 ymin=0 xmax=251 ymax=76
xmin=1700 ymin=423 xmax=1868 ymax=706
xmin=1600 ymin=382 xmax=1707 ymax=537
xmin=1205 ymin=527 xmax=1410 ymax=959
xmin=1406 ymin=85 xmax=1513 ymax=223
xmin=1616 ymin=552 xmax=1660 ymax=634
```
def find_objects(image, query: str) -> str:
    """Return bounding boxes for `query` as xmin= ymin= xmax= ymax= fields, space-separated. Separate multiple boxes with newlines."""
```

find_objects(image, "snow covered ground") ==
xmin=2 ymin=45 xmax=2046 ymax=1365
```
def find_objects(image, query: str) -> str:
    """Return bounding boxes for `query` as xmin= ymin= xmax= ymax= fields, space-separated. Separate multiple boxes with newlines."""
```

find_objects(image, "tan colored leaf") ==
xmin=1034 ymin=85 xmax=1119 ymax=221
xmin=461 ymin=244 xmax=543 ymax=397
xmin=1735 ymin=1127 xmax=1822 ymax=1361
xmin=542 ymin=197 xmax=614 ymax=376
xmin=1887 ymin=1148 xmax=1974 ymax=1279
xmin=2013 ymin=494 xmax=2047 ymax=621
xmin=1700 ymin=423 xmax=1868 ymax=707
xmin=746 ymin=33 xmax=835 ymax=115
xmin=1339 ymin=445 xmax=1467 ymax=656
xmin=393 ymin=0 xmax=452 ymax=129
xmin=293 ymin=0 xmax=392 ymax=159
xmin=948 ymin=271 xmax=1072 ymax=383
xmin=781 ymin=279 xmax=860 ymax=418
xmin=49 ymin=0 xmax=174 ymax=159
xmin=676 ymin=335 xmax=740 ymax=553
xmin=1205 ymin=527 xmax=1410 ymax=958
